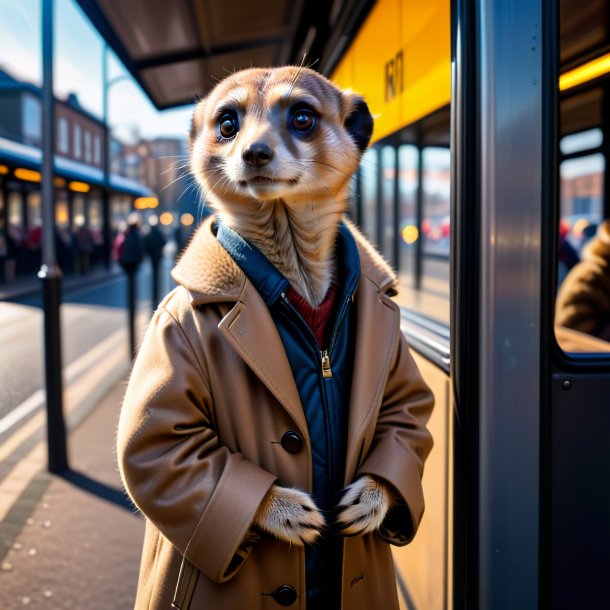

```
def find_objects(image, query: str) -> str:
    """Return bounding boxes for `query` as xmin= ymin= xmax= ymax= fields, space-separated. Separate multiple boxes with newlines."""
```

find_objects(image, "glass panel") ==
xmin=8 ymin=192 xmax=22 ymax=227
xmin=380 ymin=146 xmax=396 ymax=261
xmin=556 ymin=153 xmax=609 ymax=350
xmin=58 ymin=117 xmax=69 ymax=154
xmin=74 ymin=124 xmax=82 ymax=159
xmin=360 ymin=148 xmax=378 ymax=243
xmin=398 ymin=145 xmax=418 ymax=284
xmin=73 ymin=194 xmax=86 ymax=227
xmin=55 ymin=190 xmax=69 ymax=228
xmin=26 ymin=191 xmax=41 ymax=228
xmin=560 ymin=128 xmax=603 ymax=154
xmin=88 ymin=190 xmax=103 ymax=229
xmin=421 ymin=147 xmax=450 ymax=324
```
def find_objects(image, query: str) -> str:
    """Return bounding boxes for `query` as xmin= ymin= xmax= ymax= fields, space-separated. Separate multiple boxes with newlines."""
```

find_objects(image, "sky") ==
xmin=0 ymin=0 xmax=192 ymax=142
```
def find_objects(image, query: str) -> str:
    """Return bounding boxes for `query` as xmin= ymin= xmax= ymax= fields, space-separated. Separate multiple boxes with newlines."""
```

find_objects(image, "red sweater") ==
xmin=286 ymin=284 xmax=338 ymax=348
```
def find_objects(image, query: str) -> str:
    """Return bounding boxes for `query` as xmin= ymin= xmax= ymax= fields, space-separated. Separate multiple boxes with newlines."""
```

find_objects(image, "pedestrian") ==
xmin=143 ymin=214 xmax=166 ymax=308
xmin=75 ymin=220 xmax=94 ymax=275
xmin=556 ymin=219 xmax=610 ymax=342
xmin=117 ymin=214 xmax=145 ymax=358
xmin=117 ymin=67 xmax=434 ymax=610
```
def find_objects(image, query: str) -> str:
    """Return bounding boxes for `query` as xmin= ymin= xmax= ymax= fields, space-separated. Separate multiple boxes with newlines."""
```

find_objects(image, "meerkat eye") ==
xmin=290 ymin=107 xmax=317 ymax=134
xmin=218 ymin=112 xmax=239 ymax=140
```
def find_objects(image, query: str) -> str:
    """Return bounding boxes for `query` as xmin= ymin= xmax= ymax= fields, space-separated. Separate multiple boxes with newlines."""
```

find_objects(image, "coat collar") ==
xmin=171 ymin=215 xmax=397 ymax=305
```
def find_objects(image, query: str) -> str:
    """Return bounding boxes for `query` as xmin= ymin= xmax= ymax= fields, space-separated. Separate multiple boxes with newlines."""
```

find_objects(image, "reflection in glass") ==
xmin=559 ymin=153 xmax=604 ymax=256
xmin=381 ymin=146 xmax=396 ymax=262
xmin=560 ymin=128 xmax=603 ymax=154
xmin=422 ymin=147 xmax=450 ymax=258
xmin=398 ymin=145 xmax=418 ymax=284
xmin=421 ymin=147 xmax=450 ymax=324
xmin=360 ymin=148 xmax=378 ymax=244
xmin=556 ymin=147 xmax=609 ymax=352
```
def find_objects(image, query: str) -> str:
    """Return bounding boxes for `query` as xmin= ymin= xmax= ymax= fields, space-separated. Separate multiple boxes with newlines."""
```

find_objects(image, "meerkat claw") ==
xmin=336 ymin=475 xmax=395 ymax=536
xmin=254 ymin=485 xmax=325 ymax=546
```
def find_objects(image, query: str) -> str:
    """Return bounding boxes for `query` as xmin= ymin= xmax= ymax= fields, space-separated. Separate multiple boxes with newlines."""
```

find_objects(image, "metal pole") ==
xmin=39 ymin=0 xmax=68 ymax=473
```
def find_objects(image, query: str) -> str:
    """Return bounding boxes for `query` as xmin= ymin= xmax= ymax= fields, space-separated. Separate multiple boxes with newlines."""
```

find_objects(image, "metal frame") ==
xmin=476 ymin=1 xmax=543 ymax=608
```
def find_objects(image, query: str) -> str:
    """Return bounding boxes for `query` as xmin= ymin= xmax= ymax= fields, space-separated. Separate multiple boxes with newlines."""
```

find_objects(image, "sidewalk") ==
xmin=0 ymin=380 xmax=145 ymax=609
xmin=0 ymin=265 xmax=123 ymax=302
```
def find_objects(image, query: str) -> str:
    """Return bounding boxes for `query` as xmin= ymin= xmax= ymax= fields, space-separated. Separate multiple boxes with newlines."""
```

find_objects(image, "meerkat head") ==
xmin=189 ymin=66 xmax=373 ymax=213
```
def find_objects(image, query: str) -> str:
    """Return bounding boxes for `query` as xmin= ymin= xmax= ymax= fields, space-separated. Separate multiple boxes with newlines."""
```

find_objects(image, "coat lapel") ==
xmin=344 ymin=276 xmax=400 ymax=484
xmin=218 ymin=279 xmax=309 ymax=440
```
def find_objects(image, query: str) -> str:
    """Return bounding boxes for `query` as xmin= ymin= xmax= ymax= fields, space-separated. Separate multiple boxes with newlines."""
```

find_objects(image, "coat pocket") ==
xmin=172 ymin=556 xmax=199 ymax=610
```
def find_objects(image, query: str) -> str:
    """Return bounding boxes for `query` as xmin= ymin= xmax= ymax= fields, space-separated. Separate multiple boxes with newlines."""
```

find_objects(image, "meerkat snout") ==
xmin=242 ymin=142 xmax=273 ymax=167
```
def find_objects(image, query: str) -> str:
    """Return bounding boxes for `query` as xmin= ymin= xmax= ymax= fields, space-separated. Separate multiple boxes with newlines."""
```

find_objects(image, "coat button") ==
xmin=273 ymin=584 xmax=298 ymax=606
xmin=281 ymin=431 xmax=303 ymax=454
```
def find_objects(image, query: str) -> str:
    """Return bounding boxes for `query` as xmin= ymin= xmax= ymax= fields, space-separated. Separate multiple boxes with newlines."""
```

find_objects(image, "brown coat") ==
xmin=117 ymin=217 xmax=434 ymax=610
xmin=556 ymin=220 xmax=610 ymax=341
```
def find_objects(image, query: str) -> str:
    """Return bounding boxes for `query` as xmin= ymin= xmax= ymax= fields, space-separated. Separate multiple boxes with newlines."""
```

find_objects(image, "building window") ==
xmin=94 ymin=135 xmax=101 ymax=165
xmin=58 ymin=117 xmax=69 ymax=154
xmin=84 ymin=130 xmax=92 ymax=163
xmin=74 ymin=124 xmax=82 ymax=159
xmin=22 ymin=94 xmax=42 ymax=144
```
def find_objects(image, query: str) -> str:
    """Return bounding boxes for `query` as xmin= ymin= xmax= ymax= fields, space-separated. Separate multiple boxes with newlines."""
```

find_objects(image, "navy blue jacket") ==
xmin=217 ymin=222 xmax=361 ymax=607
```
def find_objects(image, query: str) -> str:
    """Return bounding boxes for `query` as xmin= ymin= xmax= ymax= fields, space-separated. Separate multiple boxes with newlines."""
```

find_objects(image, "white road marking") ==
xmin=0 ymin=325 xmax=126 ymax=437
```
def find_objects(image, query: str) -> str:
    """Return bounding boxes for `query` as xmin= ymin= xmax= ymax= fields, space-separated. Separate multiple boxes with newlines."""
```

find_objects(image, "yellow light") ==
xmin=560 ymin=53 xmax=610 ymax=91
xmin=68 ymin=181 xmax=91 ymax=193
xmin=134 ymin=197 xmax=159 ymax=210
xmin=56 ymin=206 xmax=69 ymax=225
xmin=159 ymin=212 xmax=174 ymax=226
xmin=402 ymin=224 xmax=419 ymax=245
xmin=54 ymin=177 xmax=66 ymax=188
xmin=0 ymin=165 xmax=9 ymax=175
xmin=14 ymin=168 xmax=41 ymax=183
xmin=181 ymin=213 xmax=194 ymax=226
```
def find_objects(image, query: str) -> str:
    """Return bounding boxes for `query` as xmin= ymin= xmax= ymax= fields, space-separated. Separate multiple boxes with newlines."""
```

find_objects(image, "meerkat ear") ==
xmin=343 ymin=94 xmax=374 ymax=152
xmin=189 ymin=99 xmax=206 ymax=150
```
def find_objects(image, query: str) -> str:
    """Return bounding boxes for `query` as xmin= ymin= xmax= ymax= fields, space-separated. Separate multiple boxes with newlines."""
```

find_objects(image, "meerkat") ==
xmin=189 ymin=66 xmax=396 ymax=547
xmin=118 ymin=65 xmax=433 ymax=610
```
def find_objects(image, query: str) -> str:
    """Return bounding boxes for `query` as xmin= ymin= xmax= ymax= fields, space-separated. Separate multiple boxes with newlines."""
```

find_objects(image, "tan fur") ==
xmin=253 ymin=484 xmax=325 ymax=546
xmin=189 ymin=66 xmax=368 ymax=306
xmin=336 ymin=475 xmax=396 ymax=536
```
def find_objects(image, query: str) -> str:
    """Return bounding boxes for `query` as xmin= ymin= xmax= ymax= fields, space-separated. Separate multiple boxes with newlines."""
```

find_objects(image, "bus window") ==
xmin=554 ymin=3 xmax=610 ymax=354
xmin=360 ymin=148 xmax=378 ymax=244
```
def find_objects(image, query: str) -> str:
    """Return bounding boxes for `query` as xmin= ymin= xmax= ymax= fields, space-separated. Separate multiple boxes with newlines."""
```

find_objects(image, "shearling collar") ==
xmin=171 ymin=215 xmax=397 ymax=305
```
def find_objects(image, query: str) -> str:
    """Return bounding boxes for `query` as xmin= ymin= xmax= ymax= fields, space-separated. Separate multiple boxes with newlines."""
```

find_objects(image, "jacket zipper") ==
xmin=280 ymin=291 xmax=354 ymax=380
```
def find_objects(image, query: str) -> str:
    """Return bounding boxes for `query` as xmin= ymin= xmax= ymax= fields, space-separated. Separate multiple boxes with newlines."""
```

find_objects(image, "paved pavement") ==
xmin=0 ymin=380 xmax=145 ymax=609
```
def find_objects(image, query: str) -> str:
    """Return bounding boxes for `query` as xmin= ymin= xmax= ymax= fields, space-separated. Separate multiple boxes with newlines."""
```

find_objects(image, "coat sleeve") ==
xmin=117 ymin=307 xmax=277 ymax=583
xmin=555 ymin=257 xmax=610 ymax=341
xmin=356 ymin=330 xmax=434 ymax=546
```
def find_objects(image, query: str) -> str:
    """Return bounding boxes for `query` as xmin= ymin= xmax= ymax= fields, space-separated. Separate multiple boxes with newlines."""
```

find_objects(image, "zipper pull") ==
xmin=321 ymin=350 xmax=333 ymax=379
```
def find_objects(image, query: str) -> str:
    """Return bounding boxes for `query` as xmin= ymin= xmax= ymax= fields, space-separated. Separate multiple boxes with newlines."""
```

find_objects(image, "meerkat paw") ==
xmin=336 ymin=475 xmax=396 ymax=536
xmin=254 ymin=485 xmax=325 ymax=546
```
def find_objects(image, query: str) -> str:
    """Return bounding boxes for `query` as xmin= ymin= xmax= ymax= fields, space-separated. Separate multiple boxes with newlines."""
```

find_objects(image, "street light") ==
xmin=101 ymin=45 xmax=129 ymax=270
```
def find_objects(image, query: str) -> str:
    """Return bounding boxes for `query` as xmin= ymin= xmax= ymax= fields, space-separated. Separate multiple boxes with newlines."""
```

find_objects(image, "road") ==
xmin=0 ymin=258 xmax=174 ymax=426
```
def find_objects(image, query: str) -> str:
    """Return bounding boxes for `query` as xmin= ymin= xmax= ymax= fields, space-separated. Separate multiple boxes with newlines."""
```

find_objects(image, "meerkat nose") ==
xmin=242 ymin=142 xmax=274 ymax=168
